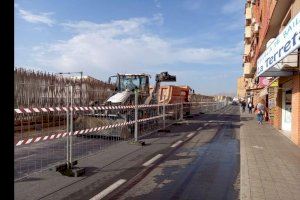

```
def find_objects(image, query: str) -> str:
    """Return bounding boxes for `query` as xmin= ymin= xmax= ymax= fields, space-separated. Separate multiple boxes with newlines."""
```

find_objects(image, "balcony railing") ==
xmin=245 ymin=7 xmax=252 ymax=20
xmin=245 ymin=26 xmax=252 ymax=39
xmin=243 ymin=62 xmax=254 ymax=78
xmin=244 ymin=44 xmax=251 ymax=55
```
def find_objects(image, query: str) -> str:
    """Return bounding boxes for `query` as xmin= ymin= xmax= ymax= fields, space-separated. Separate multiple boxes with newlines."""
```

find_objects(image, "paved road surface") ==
xmin=109 ymin=105 xmax=240 ymax=200
xmin=15 ymin=105 xmax=240 ymax=200
xmin=14 ymin=132 xmax=122 ymax=179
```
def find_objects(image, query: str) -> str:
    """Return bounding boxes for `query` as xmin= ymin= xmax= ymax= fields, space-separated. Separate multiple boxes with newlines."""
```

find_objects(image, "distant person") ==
xmin=248 ymin=102 xmax=253 ymax=114
xmin=254 ymin=102 xmax=265 ymax=124
xmin=241 ymin=101 xmax=246 ymax=113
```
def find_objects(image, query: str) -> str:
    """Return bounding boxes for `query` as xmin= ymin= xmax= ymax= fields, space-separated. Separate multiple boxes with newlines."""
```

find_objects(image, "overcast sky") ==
xmin=14 ymin=0 xmax=244 ymax=95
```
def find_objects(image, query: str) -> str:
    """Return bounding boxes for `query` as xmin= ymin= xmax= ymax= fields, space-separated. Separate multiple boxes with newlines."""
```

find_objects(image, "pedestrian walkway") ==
xmin=240 ymin=112 xmax=300 ymax=200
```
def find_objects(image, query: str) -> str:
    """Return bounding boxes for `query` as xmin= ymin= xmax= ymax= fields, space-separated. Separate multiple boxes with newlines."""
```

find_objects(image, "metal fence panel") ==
xmin=14 ymin=87 xmax=227 ymax=180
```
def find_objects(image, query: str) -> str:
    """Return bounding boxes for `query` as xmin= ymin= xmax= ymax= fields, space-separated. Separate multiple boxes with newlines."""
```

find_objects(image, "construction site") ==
xmin=14 ymin=67 xmax=229 ymax=181
xmin=12 ymin=1 xmax=300 ymax=200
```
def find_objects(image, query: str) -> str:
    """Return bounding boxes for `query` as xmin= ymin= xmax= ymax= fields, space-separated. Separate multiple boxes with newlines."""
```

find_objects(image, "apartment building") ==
xmin=241 ymin=0 xmax=300 ymax=146
xmin=237 ymin=76 xmax=247 ymax=100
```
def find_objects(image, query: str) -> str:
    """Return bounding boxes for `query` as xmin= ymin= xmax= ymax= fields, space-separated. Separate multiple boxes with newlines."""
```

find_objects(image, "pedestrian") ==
xmin=248 ymin=102 xmax=253 ymax=114
xmin=254 ymin=102 xmax=265 ymax=124
xmin=241 ymin=100 xmax=246 ymax=113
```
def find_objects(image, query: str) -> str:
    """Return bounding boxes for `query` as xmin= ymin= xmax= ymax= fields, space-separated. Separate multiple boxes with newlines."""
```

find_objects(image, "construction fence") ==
xmin=14 ymin=86 xmax=228 ymax=181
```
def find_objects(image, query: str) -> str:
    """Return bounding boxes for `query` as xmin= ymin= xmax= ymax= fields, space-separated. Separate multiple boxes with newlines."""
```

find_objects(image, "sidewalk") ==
xmin=240 ymin=112 xmax=300 ymax=200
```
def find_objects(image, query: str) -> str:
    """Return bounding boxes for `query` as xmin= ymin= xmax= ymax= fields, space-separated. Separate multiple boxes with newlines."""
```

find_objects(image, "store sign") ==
xmin=257 ymin=11 xmax=300 ymax=76
xmin=270 ymin=80 xmax=279 ymax=87
xmin=268 ymin=87 xmax=276 ymax=108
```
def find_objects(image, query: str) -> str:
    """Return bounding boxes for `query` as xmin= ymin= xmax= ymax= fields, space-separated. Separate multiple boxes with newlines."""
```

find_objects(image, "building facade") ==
xmin=237 ymin=76 xmax=247 ymax=100
xmin=240 ymin=0 xmax=300 ymax=146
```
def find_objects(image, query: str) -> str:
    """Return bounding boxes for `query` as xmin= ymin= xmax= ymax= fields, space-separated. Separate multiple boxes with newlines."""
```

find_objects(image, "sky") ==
xmin=14 ymin=0 xmax=245 ymax=96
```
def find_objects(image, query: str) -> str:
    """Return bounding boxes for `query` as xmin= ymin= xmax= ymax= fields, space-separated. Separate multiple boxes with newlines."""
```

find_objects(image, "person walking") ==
xmin=241 ymin=100 xmax=246 ymax=113
xmin=248 ymin=102 xmax=253 ymax=114
xmin=254 ymin=102 xmax=265 ymax=124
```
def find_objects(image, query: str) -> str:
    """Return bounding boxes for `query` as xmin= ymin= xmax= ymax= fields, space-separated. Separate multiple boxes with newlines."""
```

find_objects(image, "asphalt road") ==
xmin=14 ymin=104 xmax=213 ymax=180
xmin=107 ymin=105 xmax=241 ymax=200
xmin=14 ymin=131 xmax=123 ymax=180
xmin=14 ymin=119 xmax=170 ymax=180
xmin=14 ymin=106 xmax=207 ymax=180
xmin=14 ymin=105 xmax=240 ymax=200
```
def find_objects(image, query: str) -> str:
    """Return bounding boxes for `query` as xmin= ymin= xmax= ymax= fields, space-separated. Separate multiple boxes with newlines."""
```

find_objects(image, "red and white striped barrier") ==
xmin=14 ymin=104 xmax=168 ymax=114
xmin=14 ymin=102 xmax=219 ymax=114
xmin=13 ymin=103 xmax=187 ymax=114
xmin=15 ymin=115 xmax=164 ymax=146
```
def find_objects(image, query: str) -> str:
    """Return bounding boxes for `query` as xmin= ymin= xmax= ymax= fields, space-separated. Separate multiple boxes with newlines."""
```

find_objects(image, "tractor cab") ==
xmin=108 ymin=74 xmax=150 ymax=94
xmin=106 ymin=74 xmax=151 ymax=104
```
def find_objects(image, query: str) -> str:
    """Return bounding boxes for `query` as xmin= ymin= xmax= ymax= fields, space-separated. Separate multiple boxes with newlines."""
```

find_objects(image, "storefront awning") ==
xmin=256 ymin=12 xmax=300 ymax=77
xmin=246 ymin=87 xmax=263 ymax=91
xmin=258 ymin=77 xmax=279 ymax=97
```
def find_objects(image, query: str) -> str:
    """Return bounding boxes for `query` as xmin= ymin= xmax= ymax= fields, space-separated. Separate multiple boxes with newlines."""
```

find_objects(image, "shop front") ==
xmin=281 ymin=81 xmax=293 ymax=134
xmin=256 ymin=12 xmax=300 ymax=146
xmin=266 ymin=79 xmax=279 ymax=126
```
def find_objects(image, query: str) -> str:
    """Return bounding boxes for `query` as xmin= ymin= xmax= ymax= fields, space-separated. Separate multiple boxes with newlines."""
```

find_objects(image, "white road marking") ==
xmin=142 ymin=154 xmax=163 ymax=167
xmin=187 ymin=132 xmax=195 ymax=138
xmin=89 ymin=179 xmax=126 ymax=200
xmin=197 ymin=127 xmax=202 ymax=130
xmin=14 ymin=154 xmax=36 ymax=161
xmin=171 ymin=140 xmax=183 ymax=148
xmin=252 ymin=145 xmax=263 ymax=149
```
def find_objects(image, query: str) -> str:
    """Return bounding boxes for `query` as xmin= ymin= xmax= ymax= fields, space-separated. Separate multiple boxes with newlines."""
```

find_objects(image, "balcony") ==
xmin=252 ymin=22 xmax=260 ymax=35
xmin=245 ymin=7 xmax=252 ymax=20
xmin=243 ymin=62 xmax=254 ymax=78
xmin=244 ymin=44 xmax=251 ymax=56
xmin=245 ymin=26 xmax=252 ymax=39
